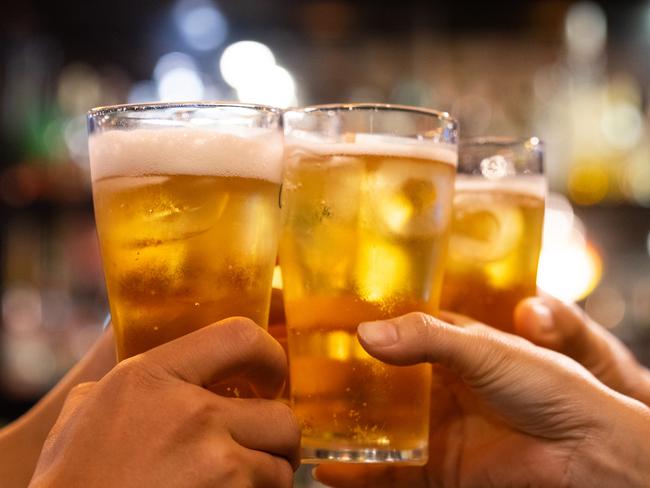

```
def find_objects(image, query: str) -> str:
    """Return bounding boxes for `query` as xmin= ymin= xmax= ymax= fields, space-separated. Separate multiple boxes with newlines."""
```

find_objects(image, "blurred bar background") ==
xmin=1 ymin=0 xmax=649 ymax=441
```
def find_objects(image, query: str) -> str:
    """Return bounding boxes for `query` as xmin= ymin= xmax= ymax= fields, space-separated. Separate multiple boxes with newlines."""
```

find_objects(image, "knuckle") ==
xmin=213 ymin=440 xmax=239 ymax=467
xmin=209 ymin=441 xmax=250 ymax=485
xmin=111 ymin=356 xmax=140 ymax=378
xmin=407 ymin=311 xmax=437 ymax=336
xmin=393 ymin=312 xmax=444 ymax=364
xmin=409 ymin=311 xmax=436 ymax=328
xmin=185 ymin=395 xmax=220 ymax=427
xmin=108 ymin=355 xmax=169 ymax=390
xmin=221 ymin=317 xmax=267 ymax=350
xmin=193 ymin=439 xmax=217 ymax=470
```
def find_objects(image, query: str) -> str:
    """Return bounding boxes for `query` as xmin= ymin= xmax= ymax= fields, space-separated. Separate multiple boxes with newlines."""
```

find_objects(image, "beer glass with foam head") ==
xmin=280 ymin=104 xmax=458 ymax=464
xmin=440 ymin=137 xmax=546 ymax=331
xmin=88 ymin=102 xmax=283 ymax=361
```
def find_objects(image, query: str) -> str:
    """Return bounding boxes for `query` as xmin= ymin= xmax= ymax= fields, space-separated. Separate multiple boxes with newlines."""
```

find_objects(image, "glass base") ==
xmin=301 ymin=446 xmax=428 ymax=465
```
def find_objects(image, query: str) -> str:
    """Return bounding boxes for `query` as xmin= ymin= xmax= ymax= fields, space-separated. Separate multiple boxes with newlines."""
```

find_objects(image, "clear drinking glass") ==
xmin=88 ymin=102 xmax=283 ymax=363
xmin=280 ymin=103 xmax=458 ymax=464
xmin=440 ymin=136 xmax=546 ymax=331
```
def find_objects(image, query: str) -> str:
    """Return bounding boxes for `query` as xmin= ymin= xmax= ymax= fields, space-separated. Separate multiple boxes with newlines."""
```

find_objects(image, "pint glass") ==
xmin=88 ymin=103 xmax=283 ymax=361
xmin=440 ymin=137 xmax=546 ymax=331
xmin=280 ymin=104 xmax=458 ymax=464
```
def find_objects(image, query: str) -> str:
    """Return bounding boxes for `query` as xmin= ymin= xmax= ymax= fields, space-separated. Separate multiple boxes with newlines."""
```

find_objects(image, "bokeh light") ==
xmin=537 ymin=238 xmax=602 ymax=303
xmin=219 ymin=40 xmax=276 ymax=88
xmin=568 ymin=164 xmax=609 ymax=206
xmin=154 ymin=52 xmax=196 ymax=82
xmin=2 ymin=285 xmax=42 ymax=335
xmin=154 ymin=52 xmax=205 ymax=101
xmin=174 ymin=0 xmax=228 ymax=51
xmin=219 ymin=40 xmax=298 ymax=107
xmin=128 ymin=81 xmax=159 ymax=104
xmin=158 ymin=68 xmax=205 ymax=102
xmin=63 ymin=115 xmax=89 ymax=166
xmin=2 ymin=335 xmax=58 ymax=394
xmin=624 ymin=147 xmax=650 ymax=206
xmin=235 ymin=64 xmax=297 ymax=108
xmin=537 ymin=193 xmax=603 ymax=302
xmin=565 ymin=1 xmax=607 ymax=61
xmin=601 ymin=101 xmax=643 ymax=149
xmin=57 ymin=63 xmax=102 ymax=116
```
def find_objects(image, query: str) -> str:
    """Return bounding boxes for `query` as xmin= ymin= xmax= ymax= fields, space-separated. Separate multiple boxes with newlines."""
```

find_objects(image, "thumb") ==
xmin=357 ymin=312 xmax=508 ymax=384
xmin=357 ymin=312 xmax=609 ymax=437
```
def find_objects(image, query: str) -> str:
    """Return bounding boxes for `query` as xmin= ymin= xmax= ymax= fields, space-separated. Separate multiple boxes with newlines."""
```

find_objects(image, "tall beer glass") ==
xmin=280 ymin=104 xmax=458 ymax=464
xmin=441 ymin=137 xmax=546 ymax=331
xmin=88 ymin=102 xmax=283 ymax=362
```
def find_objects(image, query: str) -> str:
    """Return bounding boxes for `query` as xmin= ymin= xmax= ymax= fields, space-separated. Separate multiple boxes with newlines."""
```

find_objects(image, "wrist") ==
xmin=572 ymin=395 xmax=650 ymax=487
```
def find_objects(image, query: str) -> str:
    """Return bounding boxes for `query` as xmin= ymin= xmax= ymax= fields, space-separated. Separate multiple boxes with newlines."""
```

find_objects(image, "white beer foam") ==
xmin=455 ymin=174 xmax=547 ymax=198
xmin=89 ymin=128 xmax=284 ymax=183
xmin=285 ymin=133 xmax=457 ymax=166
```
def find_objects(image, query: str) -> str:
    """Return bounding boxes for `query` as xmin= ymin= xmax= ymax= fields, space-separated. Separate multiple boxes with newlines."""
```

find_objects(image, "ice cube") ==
xmin=361 ymin=159 xmax=452 ymax=238
xmin=448 ymin=193 xmax=524 ymax=263
xmin=355 ymin=238 xmax=411 ymax=304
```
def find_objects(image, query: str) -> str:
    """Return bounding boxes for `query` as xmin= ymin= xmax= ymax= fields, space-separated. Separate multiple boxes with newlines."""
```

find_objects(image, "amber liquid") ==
xmin=280 ymin=152 xmax=455 ymax=463
xmin=441 ymin=187 xmax=545 ymax=331
xmin=93 ymin=174 xmax=281 ymax=360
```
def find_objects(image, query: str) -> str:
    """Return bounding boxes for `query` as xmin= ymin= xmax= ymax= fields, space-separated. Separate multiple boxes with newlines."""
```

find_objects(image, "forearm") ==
xmin=0 ymin=331 xmax=115 ymax=487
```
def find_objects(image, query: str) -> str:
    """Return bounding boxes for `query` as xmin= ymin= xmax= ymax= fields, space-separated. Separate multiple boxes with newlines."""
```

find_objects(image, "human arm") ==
xmin=0 ymin=329 xmax=116 ymax=488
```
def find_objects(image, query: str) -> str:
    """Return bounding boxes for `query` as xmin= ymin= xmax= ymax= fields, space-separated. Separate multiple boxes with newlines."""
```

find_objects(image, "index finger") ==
xmin=136 ymin=317 xmax=287 ymax=399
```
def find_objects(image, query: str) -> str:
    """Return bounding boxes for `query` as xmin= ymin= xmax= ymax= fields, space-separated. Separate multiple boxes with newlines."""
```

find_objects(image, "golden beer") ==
xmin=88 ymin=107 xmax=283 ymax=362
xmin=93 ymin=174 xmax=280 ymax=360
xmin=280 ymin=135 xmax=457 ymax=463
xmin=441 ymin=176 xmax=545 ymax=331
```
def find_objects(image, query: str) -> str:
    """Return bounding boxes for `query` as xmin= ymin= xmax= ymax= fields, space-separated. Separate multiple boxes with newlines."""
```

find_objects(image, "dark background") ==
xmin=2 ymin=0 xmax=650 ymax=430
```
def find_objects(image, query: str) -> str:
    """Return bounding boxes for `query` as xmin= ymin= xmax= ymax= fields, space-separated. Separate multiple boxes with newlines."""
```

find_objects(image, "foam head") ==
xmin=455 ymin=174 xmax=547 ymax=199
xmin=285 ymin=133 xmax=458 ymax=166
xmin=89 ymin=128 xmax=284 ymax=183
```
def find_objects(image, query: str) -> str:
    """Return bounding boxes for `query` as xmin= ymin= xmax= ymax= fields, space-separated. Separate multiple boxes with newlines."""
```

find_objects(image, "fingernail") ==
xmin=531 ymin=302 xmax=554 ymax=333
xmin=358 ymin=321 xmax=399 ymax=346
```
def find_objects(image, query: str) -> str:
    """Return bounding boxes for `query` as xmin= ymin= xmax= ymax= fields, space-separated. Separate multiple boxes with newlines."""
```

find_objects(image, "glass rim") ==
xmin=284 ymin=103 xmax=458 ymax=126
xmin=87 ymin=101 xmax=282 ymax=119
xmin=461 ymin=136 xmax=543 ymax=148
xmin=458 ymin=135 xmax=545 ymax=176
